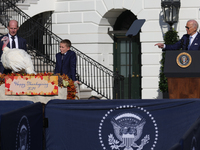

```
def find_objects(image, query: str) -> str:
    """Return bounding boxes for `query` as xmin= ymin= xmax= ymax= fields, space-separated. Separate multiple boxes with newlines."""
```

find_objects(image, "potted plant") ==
xmin=159 ymin=29 xmax=179 ymax=98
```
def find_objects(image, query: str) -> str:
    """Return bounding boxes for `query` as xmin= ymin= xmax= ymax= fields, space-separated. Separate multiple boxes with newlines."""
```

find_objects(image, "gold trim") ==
xmin=176 ymin=52 xmax=192 ymax=68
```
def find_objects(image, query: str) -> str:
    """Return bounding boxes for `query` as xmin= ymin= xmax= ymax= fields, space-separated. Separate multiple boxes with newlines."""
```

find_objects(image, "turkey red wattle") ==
xmin=1 ymin=36 xmax=9 ymax=51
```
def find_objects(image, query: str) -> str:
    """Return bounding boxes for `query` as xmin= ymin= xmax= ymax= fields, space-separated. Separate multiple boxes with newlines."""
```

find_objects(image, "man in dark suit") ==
xmin=0 ymin=20 xmax=27 ymax=74
xmin=155 ymin=19 xmax=200 ymax=50
xmin=54 ymin=39 xmax=77 ymax=81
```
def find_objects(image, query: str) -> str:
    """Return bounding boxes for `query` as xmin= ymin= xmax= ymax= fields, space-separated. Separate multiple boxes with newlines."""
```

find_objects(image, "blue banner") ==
xmin=45 ymin=99 xmax=200 ymax=150
xmin=1 ymin=102 xmax=43 ymax=150
xmin=0 ymin=100 xmax=33 ymax=124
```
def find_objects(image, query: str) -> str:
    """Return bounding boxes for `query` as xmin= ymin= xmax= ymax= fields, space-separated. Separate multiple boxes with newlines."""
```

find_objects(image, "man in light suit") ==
xmin=54 ymin=39 xmax=77 ymax=81
xmin=0 ymin=20 xmax=27 ymax=74
xmin=155 ymin=19 xmax=200 ymax=51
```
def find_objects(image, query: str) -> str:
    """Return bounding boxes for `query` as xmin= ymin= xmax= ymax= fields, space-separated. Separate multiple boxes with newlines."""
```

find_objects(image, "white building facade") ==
xmin=23 ymin=0 xmax=200 ymax=99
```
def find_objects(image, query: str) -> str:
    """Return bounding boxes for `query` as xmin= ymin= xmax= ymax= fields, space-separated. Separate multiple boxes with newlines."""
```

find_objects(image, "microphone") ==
xmin=186 ymin=38 xmax=189 ymax=50
xmin=181 ymin=39 xmax=184 ymax=49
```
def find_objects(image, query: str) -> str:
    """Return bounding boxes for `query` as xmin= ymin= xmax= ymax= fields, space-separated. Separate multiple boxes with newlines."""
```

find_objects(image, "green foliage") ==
xmin=159 ymin=29 xmax=179 ymax=92
xmin=164 ymin=29 xmax=179 ymax=45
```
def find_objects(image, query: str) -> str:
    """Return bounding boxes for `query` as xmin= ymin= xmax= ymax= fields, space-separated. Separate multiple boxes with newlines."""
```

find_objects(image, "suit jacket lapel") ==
xmin=190 ymin=33 xmax=199 ymax=49
xmin=58 ymin=53 xmax=62 ymax=66
xmin=63 ymin=50 xmax=70 ymax=63
xmin=17 ymin=36 xmax=21 ymax=49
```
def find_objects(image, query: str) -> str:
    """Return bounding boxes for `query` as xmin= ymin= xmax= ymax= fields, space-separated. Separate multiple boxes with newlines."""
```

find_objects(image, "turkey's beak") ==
xmin=1 ymin=38 xmax=6 ymax=42
xmin=1 ymin=36 xmax=8 ymax=42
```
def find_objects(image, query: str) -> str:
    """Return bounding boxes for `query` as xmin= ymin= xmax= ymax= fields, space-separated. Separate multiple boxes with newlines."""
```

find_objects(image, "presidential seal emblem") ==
xmin=99 ymin=105 xmax=158 ymax=150
xmin=110 ymin=113 xmax=149 ymax=150
xmin=176 ymin=52 xmax=192 ymax=68
xmin=16 ymin=115 xmax=31 ymax=150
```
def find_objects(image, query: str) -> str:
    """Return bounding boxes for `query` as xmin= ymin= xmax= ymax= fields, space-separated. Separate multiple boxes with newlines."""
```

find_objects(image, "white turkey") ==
xmin=1 ymin=36 xmax=36 ymax=74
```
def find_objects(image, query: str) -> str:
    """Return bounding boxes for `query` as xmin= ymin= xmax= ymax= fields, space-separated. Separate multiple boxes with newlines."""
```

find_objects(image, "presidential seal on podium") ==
xmin=176 ymin=52 xmax=192 ymax=68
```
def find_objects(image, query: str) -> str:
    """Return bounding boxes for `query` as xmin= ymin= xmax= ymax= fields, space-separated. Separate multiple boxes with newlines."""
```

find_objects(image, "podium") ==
xmin=164 ymin=50 xmax=200 ymax=99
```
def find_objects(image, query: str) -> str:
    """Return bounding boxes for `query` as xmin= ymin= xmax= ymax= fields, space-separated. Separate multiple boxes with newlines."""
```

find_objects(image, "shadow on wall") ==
xmin=159 ymin=11 xmax=178 ymax=38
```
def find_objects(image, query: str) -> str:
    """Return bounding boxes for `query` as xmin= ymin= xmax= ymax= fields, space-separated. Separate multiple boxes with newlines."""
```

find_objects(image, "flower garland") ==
xmin=0 ymin=72 xmax=77 ymax=99
xmin=57 ymin=73 xmax=77 ymax=99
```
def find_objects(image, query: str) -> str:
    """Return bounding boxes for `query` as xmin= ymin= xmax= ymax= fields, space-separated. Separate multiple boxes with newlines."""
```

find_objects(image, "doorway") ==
xmin=113 ymin=10 xmax=141 ymax=99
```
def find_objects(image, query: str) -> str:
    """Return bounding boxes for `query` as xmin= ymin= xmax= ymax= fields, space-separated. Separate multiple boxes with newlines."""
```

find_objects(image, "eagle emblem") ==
xmin=108 ymin=113 xmax=150 ymax=150
xmin=176 ymin=52 xmax=192 ymax=68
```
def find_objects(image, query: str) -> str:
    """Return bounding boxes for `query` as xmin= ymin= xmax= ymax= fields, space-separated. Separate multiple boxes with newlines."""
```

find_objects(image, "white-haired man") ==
xmin=155 ymin=19 xmax=200 ymax=51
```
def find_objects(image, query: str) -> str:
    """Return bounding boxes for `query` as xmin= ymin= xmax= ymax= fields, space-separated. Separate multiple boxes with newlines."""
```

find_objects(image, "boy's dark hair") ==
xmin=60 ymin=39 xmax=71 ymax=47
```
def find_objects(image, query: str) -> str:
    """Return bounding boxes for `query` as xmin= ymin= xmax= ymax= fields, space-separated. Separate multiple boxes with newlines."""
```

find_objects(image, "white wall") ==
xmin=23 ymin=0 xmax=56 ymax=17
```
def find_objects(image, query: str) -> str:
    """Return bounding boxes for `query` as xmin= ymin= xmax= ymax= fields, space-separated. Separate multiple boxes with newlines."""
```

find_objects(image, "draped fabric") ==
xmin=0 ymin=100 xmax=33 ymax=124
xmin=1 ymin=102 xmax=43 ymax=150
xmin=45 ymin=99 xmax=200 ymax=150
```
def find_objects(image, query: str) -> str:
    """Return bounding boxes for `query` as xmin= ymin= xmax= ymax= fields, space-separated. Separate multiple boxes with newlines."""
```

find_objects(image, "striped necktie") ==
xmin=188 ymin=36 xmax=192 ymax=50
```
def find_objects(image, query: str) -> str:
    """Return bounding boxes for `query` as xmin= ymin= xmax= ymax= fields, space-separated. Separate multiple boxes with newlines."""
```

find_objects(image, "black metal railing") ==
xmin=73 ymin=46 xmax=124 ymax=99
xmin=0 ymin=0 xmax=125 ymax=99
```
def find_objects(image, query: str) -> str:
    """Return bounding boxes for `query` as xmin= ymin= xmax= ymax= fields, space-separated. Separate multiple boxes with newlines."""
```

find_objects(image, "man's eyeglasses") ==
xmin=185 ymin=26 xmax=190 ymax=29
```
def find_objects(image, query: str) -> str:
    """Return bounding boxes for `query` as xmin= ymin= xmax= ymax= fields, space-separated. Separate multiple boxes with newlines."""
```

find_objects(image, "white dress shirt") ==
xmin=8 ymin=34 xmax=19 ymax=49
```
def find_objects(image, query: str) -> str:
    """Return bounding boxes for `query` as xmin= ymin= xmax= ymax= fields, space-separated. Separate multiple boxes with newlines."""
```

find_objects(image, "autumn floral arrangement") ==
xmin=0 ymin=72 xmax=77 ymax=99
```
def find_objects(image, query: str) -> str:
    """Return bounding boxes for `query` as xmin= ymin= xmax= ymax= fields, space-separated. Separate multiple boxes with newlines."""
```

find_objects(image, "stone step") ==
xmin=23 ymin=0 xmax=38 ymax=4
xmin=16 ymin=3 xmax=30 ymax=10
xmin=77 ymin=84 xmax=92 ymax=99
xmin=78 ymin=84 xmax=104 ymax=100
xmin=0 ymin=25 xmax=7 ymax=35
xmin=79 ymin=88 xmax=92 ymax=99
xmin=0 ymin=15 xmax=9 ymax=25
xmin=16 ymin=0 xmax=38 ymax=10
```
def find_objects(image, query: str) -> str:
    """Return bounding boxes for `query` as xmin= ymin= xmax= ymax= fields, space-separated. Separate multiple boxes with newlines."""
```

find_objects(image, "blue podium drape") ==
xmin=45 ymin=99 xmax=200 ymax=150
xmin=1 ymin=102 xmax=43 ymax=150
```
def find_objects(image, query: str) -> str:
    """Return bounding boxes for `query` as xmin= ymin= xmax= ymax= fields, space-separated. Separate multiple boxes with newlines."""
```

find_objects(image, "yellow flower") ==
xmin=63 ymin=80 xmax=69 ymax=87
